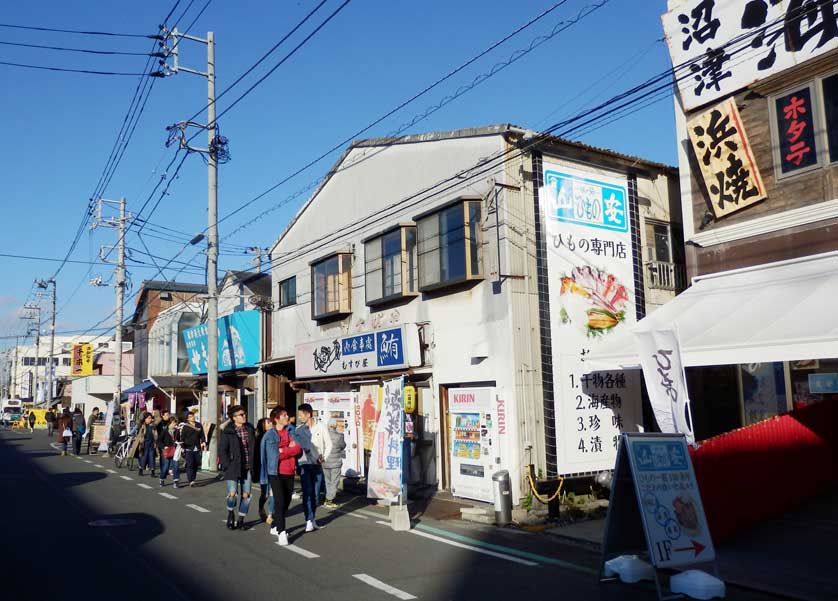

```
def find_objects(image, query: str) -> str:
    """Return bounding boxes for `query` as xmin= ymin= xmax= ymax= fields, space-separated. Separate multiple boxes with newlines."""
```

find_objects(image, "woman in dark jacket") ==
xmin=157 ymin=414 xmax=178 ymax=488
xmin=218 ymin=405 xmax=256 ymax=530
xmin=56 ymin=409 xmax=73 ymax=456
xmin=178 ymin=411 xmax=206 ymax=487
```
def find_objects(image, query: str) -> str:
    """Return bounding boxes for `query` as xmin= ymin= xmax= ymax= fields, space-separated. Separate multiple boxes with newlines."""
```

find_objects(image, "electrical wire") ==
xmin=0 ymin=40 xmax=154 ymax=55
xmin=0 ymin=60 xmax=152 ymax=75
xmin=0 ymin=22 xmax=153 ymax=38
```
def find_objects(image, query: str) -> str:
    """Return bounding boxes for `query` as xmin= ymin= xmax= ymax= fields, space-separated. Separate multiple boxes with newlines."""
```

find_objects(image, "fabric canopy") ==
xmin=587 ymin=251 xmax=838 ymax=369
xmin=122 ymin=381 xmax=155 ymax=394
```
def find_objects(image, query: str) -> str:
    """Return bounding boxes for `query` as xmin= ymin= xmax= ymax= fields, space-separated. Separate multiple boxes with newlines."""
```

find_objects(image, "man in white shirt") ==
xmin=291 ymin=403 xmax=332 ymax=532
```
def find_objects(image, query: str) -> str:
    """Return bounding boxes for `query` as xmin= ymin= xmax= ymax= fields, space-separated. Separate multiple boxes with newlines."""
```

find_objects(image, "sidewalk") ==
xmin=544 ymin=487 xmax=838 ymax=601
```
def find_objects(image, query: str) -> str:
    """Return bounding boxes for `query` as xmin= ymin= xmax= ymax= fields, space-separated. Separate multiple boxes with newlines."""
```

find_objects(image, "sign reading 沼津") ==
xmin=687 ymin=97 xmax=766 ymax=218
xmin=367 ymin=377 xmax=404 ymax=502
xmin=183 ymin=310 xmax=261 ymax=374
xmin=541 ymin=162 xmax=642 ymax=475
xmin=662 ymin=0 xmax=838 ymax=111
xmin=71 ymin=343 xmax=94 ymax=376
xmin=294 ymin=325 xmax=420 ymax=379
xmin=635 ymin=329 xmax=695 ymax=445
xmin=303 ymin=392 xmax=363 ymax=478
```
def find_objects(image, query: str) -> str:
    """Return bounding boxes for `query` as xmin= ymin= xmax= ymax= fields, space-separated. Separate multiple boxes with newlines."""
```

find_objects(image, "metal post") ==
xmin=12 ymin=337 xmax=19 ymax=398
xmin=205 ymin=31 xmax=220 ymax=470
xmin=47 ymin=280 xmax=56 ymax=405
xmin=114 ymin=197 xmax=126 ymax=413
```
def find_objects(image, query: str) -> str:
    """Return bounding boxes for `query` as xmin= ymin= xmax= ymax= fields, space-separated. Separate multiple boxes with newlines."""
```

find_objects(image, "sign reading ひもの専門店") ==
xmin=183 ymin=309 xmax=261 ymax=374
xmin=540 ymin=162 xmax=642 ymax=476
xmin=662 ymin=0 xmax=838 ymax=112
xmin=687 ymin=97 xmax=766 ymax=218
xmin=294 ymin=324 xmax=421 ymax=379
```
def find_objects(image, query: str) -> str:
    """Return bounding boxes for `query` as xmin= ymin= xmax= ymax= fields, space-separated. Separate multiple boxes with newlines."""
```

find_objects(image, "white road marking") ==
xmin=279 ymin=543 xmax=320 ymax=559
xmin=137 ymin=483 xmax=153 ymax=490
xmin=332 ymin=509 xmax=369 ymax=520
xmin=83 ymin=460 xmax=93 ymax=464
xmin=408 ymin=528 xmax=538 ymax=567
xmin=120 ymin=476 xmax=133 ymax=481
xmin=186 ymin=504 xmax=210 ymax=513
xmin=106 ymin=469 xmax=118 ymax=474
xmin=94 ymin=464 xmax=104 ymax=468
xmin=352 ymin=574 xmax=416 ymax=600
xmin=159 ymin=492 xmax=178 ymax=500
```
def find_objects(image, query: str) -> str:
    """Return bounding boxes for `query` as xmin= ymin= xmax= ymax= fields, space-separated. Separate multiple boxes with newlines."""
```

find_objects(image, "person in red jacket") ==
xmin=261 ymin=407 xmax=302 ymax=546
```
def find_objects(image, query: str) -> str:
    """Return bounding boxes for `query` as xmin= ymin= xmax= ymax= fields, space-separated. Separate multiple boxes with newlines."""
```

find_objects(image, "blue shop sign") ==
xmin=183 ymin=309 xmax=261 ymax=375
xmin=544 ymin=169 xmax=628 ymax=232
xmin=809 ymin=373 xmax=838 ymax=395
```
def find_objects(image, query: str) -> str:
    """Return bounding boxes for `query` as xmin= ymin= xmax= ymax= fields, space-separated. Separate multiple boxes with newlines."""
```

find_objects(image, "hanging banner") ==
xmin=303 ymin=392 xmax=363 ymax=477
xmin=71 ymin=343 xmax=93 ymax=376
xmin=20 ymin=371 xmax=32 ymax=399
xmin=662 ymin=0 xmax=838 ymax=111
xmin=359 ymin=384 xmax=381 ymax=451
xmin=98 ymin=399 xmax=117 ymax=452
xmin=687 ymin=98 xmax=766 ymax=218
xmin=541 ymin=161 xmax=643 ymax=475
xmin=183 ymin=310 xmax=261 ymax=375
xmin=636 ymin=329 xmax=695 ymax=445
xmin=367 ymin=377 xmax=404 ymax=501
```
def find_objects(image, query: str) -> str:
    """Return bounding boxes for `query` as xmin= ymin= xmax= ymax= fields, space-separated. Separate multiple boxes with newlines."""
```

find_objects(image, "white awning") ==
xmin=587 ymin=251 xmax=838 ymax=369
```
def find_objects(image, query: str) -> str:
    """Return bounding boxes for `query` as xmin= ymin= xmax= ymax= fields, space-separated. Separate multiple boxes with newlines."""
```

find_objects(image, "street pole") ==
xmin=205 ymin=31 xmax=220 ymax=470
xmin=12 ymin=338 xmax=19 ymax=398
xmin=23 ymin=305 xmax=41 ymax=404
xmin=114 ymin=197 xmax=126 ymax=424
xmin=38 ymin=279 xmax=57 ymax=406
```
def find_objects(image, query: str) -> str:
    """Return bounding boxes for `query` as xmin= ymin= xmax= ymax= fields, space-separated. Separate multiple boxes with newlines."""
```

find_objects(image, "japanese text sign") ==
xmin=662 ymin=0 xmax=838 ymax=111
xmin=688 ymin=97 xmax=766 ymax=218
xmin=367 ymin=377 xmax=404 ymax=501
xmin=71 ymin=343 xmax=93 ymax=376
xmin=544 ymin=169 xmax=628 ymax=232
xmin=775 ymin=87 xmax=819 ymax=173
xmin=183 ymin=309 xmax=261 ymax=375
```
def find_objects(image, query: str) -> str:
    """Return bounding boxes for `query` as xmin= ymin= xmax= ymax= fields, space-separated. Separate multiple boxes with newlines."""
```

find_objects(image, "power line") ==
xmin=0 ymin=22 xmax=154 ymax=38
xmin=0 ymin=39 xmax=153 ymax=55
xmin=0 ymin=250 xmax=199 ymax=270
xmin=0 ymin=60 xmax=152 ymax=75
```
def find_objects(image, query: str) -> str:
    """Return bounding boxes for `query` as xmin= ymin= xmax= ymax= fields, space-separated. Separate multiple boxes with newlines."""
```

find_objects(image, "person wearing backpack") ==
xmin=71 ymin=407 xmax=86 ymax=454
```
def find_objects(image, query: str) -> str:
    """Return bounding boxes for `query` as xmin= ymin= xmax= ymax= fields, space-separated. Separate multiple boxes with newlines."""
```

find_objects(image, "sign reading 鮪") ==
xmin=294 ymin=324 xmax=421 ymax=379
xmin=541 ymin=162 xmax=642 ymax=476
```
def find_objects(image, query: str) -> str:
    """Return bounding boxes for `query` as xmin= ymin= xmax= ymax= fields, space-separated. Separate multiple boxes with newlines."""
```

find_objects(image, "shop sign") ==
xmin=541 ymin=161 xmax=643 ymax=476
xmin=687 ymin=98 xmax=766 ymax=218
xmin=774 ymin=87 xmax=819 ymax=174
xmin=808 ymin=372 xmax=838 ymax=394
xmin=367 ymin=377 xmax=404 ymax=501
xmin=71 ymin=343 xmax=94 ymax=376
xmin=182 ymin=309 xmax=261 ymax=375
xmin=662 ymin=0 xmax=838 ymax=111
xmin=294 ymin=324 xmax=420 ymax=379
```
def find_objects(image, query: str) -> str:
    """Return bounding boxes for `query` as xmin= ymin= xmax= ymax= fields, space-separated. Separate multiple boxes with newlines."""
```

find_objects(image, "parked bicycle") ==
xmin=113 ymin=433 xmax=135 ymax=470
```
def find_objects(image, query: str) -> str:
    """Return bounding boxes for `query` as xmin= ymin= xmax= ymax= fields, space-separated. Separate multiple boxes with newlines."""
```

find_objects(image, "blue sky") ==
xmin=0 ymin=0 xmax=675 ymax=348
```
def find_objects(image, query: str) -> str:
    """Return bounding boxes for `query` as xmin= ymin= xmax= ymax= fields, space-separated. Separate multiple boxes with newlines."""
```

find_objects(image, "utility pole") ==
xmin=247 ymin=246 xmax=263 ymax=272
xmin=12 ymin=337 xmax=19 ymax=398
xmin=37 ymin=278 xmax=56 ymax=405
xmin=92 ymin=197 xmax=128 ymax=416
xmin=166 ymin=28 xmax=222 ymax=470
xmin=22 ymin=305 xmax=41 ymax=403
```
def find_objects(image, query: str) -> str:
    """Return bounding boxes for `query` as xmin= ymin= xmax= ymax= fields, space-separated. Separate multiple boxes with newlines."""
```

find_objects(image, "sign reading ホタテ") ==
xmin=294 ymin=324 xmax=421 ymax=379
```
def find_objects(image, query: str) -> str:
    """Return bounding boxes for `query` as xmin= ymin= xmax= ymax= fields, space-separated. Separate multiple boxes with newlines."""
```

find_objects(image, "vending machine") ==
xmin=448 ymin=387 xmax=500 ymax=503
xmin=303 ymin=392 xmax=363 ymax=477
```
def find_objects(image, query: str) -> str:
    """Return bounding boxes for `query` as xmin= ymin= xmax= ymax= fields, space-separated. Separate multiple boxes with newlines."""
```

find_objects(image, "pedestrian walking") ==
xmin=157 ymin=411 xmax=178 ymax=487
xmin=254 ymin=417 xmax=275 ymax=525
xmin=129 ymin=412 xmax=157 ymax=477
xmin=71 ymin=407 xmax=86 ymax=454
xmin=263 ymin=407 xmax=302 ymax=546
xmin=323 ymin=418 xmax=347 ymax=509
xmin=292 ymin=403 xmax=332 ymax=532
xmin=178 ymin=411 xmax=206 ymax=486
xmin=3 ymin=410 xmax=11 ymax=429
xmin=56 ymin=409 xmax=72 ymax=456
xmin=45 ymin=408 xmax=56 ymax=437
xmin=27 ymin=410 xmax=36 ymax=433
xmin=218 ymin=405 xmax=256 ymax=531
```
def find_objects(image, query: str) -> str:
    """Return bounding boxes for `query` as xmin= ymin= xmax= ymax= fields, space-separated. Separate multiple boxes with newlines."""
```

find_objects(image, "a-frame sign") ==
xmin=600 ymin=433 xmax=718 ymax=600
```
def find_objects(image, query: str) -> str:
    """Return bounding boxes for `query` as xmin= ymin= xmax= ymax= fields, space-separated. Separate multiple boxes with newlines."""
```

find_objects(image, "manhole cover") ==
xmin=88 ymin=518 xmax=136 ymax=527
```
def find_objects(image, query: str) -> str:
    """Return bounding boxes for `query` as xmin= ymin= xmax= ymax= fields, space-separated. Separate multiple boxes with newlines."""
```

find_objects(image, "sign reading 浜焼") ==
xmin=294 ymin=324 xmax=421 ymax=379
xmin=541 ymin=162 xmax=643 ymax=476
xmin=71 ymin=343 xmax=94 ymax=376
xmin=662 ymin=0 xmax=838 ymax=111
xmin=688 ymin=97 xmax=766 ymax=218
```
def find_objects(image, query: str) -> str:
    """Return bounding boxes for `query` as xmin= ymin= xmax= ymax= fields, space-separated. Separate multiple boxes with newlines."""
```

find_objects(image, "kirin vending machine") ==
xmin=448 ymin=387 xmax=500 ymax=503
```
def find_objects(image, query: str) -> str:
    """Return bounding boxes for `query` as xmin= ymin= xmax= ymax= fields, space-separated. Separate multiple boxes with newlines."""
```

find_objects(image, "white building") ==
xmin=70 ymin=350 xmax=134 ymax=421
xmin=266 ymin=125 xmax=681 ymax=503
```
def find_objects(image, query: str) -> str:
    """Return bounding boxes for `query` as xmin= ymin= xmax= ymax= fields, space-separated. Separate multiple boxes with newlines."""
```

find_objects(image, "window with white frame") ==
xmin=770 ymin=72 xmax=838 ymax=179
xmin=364 ymin=226 xmax=418 ymax=305
xmin=311 ymin=253 xmax=352 ymax=320
xmin=416 ymin=199 xmax=482 ymax=291
xmin=279 ymin=276 xmax=297 ymax=308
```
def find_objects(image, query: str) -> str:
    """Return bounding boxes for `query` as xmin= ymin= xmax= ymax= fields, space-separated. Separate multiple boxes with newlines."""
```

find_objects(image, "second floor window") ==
xmin=365 ymin=226 xmax=418 ymax=305
xmin=311 ymin=253 xmax=352 ymax=320
xmin=279 ymin=276 xmax=297 ymax=308
xmin=417 ymin=199 xmax=482 ymax=291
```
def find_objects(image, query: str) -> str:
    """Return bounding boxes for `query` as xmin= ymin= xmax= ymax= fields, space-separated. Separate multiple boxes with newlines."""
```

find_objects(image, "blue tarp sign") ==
xmin=182 ymin=309 xmax=261 ymax=374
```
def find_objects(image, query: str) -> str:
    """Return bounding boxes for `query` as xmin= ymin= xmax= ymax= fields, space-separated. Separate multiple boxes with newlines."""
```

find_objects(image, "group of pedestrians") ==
xmin=128 ymin=409 xmax=207 ymax=488
xmin=220 ymin=403 xmax=346 ymax=546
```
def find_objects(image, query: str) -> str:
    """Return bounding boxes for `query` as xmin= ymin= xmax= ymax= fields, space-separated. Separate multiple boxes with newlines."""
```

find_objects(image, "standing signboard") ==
xmin=303 ymin=392 xmax=363 ymax=477
xmin=541 ymin=161 xmax=643 ymax=475
xmin=98 ymin=399 xmax=117 ymax=453
xmin=601 ymin=433 xmax=716 ymax=599
xmin=367 ymin=377 xmax=404 ymax=501
xmin=448 ymin=387 xmax=500 ymax=503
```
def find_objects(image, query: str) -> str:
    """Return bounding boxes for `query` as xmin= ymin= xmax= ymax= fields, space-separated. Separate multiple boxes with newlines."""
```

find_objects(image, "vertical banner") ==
xmin=541 ymin=161 xmax=643 ymax=475
xmin=367 ymin=377 xmax=404 ymax=501
xmin=71 ymin=343 xmax=93 ymax=376
xmin=359 ymin=384 xmax=381 ymax=451
xmin=635 ymin=329 xmax=694 ymax=445
xmin=99 ymin=399 xmax=117 ymax=452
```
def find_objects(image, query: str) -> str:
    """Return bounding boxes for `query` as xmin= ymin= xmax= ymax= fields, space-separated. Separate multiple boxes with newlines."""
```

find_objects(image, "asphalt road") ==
xmin=0 ymin=429 xmax=781 ymax=601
